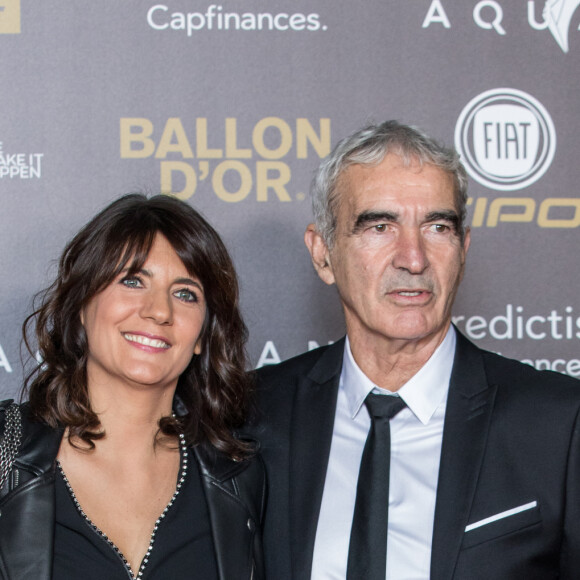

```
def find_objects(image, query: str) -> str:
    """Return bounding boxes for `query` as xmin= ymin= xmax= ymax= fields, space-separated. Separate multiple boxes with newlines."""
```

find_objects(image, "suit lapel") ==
xmin=289 ymin=339 xmax=344 ymax=580
xmin=430 ymin=332 xmax=498 ymax=580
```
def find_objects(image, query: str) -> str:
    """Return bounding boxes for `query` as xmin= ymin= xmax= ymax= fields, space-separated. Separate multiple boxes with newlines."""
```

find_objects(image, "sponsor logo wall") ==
xmin=0 ymin=1 xmax=578 ymax=397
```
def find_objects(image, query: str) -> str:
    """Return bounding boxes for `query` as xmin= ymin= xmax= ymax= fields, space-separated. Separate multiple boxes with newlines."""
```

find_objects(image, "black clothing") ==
xmin=0 ymin=403 xmax=265 ymax=580
xmin=248 ymin=331 xmax=580 ymax=580
xmin=53 ymin=450 xmax=219 ymax=580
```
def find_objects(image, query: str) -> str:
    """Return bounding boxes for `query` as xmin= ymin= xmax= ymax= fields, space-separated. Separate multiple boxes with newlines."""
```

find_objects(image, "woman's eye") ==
xmin=120 ymin=276 xmax=142 ymax=288
xmin=175 ymin=288 xmax=197 ymax=303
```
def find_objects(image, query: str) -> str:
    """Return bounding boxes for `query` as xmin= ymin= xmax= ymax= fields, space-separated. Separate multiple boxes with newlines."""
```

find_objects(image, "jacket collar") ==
xmin=430 ymin=330 xmax=497 ymax=580
xmin=193 ymin=442 xmax=264 ymax=580
xmin=289 ymin=339 xmax=344 ymax=579
xmin=194 ymin=439 xmax=255 ymax=482
xmin=14 ymin=401 xmax=255 ymax=484
xmin=13 ymin=403 xmax=63 ymax=475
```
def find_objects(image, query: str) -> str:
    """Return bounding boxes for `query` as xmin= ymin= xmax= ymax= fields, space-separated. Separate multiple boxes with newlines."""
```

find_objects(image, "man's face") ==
xmin=306 ymin=153 xmax=470 ymax=352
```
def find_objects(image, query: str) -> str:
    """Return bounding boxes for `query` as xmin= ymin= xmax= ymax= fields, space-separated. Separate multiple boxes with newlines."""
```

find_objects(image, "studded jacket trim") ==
xmin=0 ymin=401 xmax=265 ymax=580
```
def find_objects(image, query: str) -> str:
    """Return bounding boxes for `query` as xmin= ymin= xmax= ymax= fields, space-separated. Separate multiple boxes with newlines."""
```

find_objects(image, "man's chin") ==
xmin=378 ymin=316 xmax=450 ymax=345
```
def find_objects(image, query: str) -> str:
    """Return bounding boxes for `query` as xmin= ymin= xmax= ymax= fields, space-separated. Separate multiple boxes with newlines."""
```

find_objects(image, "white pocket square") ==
xmin=465 ymin=501 xmax=538 ymax=532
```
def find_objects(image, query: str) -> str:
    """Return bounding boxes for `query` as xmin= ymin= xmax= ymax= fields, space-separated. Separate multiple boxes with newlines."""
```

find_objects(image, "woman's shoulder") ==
xmin=192 ymin=440 xmax=264 ymax=483
xmin=192 ymin=441 xmax=266 ymax=512
xmin=0 ymin=399 xmax=62 ymax=471
xmin=0 ymin=399 xmax=30 ymax=438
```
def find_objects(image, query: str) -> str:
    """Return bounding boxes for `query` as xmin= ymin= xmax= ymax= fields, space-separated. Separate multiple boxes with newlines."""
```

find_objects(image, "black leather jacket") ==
xmin=0 ymin=402 xmax=266 ymax=580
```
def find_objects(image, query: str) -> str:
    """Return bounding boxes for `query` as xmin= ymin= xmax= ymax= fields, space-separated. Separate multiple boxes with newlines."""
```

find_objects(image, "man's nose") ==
xmin=392 ymin=228 xmax=429 ymax=274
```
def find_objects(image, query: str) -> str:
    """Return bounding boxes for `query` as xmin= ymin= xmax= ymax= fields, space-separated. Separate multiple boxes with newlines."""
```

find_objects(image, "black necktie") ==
xmin=346 ymin=393 xmax=407 ymax=580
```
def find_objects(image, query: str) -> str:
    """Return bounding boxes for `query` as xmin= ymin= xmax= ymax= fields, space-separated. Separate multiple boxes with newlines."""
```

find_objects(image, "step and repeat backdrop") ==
xmin=1 ymin=1 xmax=579 ymax=397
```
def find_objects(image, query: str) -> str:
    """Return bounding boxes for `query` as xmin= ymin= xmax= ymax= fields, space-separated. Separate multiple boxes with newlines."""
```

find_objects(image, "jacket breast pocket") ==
xmin=461 ymin=501 xmax=541 ymax=550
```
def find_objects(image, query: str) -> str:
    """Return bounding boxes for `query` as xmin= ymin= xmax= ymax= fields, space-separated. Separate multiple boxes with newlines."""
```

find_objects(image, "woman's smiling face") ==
xmin=81 ymin=233 xmax=206 ymax=393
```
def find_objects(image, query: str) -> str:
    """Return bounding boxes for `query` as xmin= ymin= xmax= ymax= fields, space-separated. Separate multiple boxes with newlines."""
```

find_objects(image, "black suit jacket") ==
xmin=250 ymin=331 xmax=580 ymax=579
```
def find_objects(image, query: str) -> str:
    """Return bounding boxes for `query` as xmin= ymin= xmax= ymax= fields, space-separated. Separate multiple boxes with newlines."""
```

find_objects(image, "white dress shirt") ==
xmin=310 ymin=327 xmax=456 ymax=579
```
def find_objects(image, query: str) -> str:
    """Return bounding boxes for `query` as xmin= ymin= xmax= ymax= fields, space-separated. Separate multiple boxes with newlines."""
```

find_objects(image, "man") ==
xmin=251 ymin=121 xmax=580 ymax=579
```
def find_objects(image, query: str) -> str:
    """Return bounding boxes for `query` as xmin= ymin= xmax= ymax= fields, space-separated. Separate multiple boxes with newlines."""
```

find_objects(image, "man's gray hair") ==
xmin=310 ymin=120 xmax=469 ymax=246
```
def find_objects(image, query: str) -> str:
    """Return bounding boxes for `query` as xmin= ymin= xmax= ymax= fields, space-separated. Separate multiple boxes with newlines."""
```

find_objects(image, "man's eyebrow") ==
xmin=352 ymin=211 xmax=398 ymax=233
xmin=425 ymin=210 xmax=460 ymax=230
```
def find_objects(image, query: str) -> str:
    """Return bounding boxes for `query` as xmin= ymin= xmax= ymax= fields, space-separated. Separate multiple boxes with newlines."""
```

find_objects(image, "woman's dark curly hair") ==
xmin=23 ymin=194 xmax=252 ymax=460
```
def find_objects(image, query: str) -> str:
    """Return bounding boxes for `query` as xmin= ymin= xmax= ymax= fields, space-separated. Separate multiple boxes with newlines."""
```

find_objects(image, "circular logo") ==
xmin=455 ymin=89 xmax=556 ymax=191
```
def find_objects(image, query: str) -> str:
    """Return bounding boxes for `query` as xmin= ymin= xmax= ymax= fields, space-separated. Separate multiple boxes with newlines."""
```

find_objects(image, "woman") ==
xmin=0 ymin=194 xmax=264 ymax=579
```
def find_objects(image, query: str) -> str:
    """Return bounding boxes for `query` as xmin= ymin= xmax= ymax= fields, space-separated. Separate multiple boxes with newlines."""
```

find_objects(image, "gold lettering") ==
xmin=120 ymin=118 xmax=155 ymax=158
xmin=225 ymin=118 xmax=252 ymax=158
xmin=296 ymin=118 xmax=331 ymax=159
xmin=471 ymin=197 xmax=488 ymax=228
xmin=253 ymin=117 xmax=292 ymax=159
xmin=155 ymin=118 xmax=194 ymax=159
xmin=160 ymin=161 xmax=197 ymax=200
xmin=212 ymin=161 xmax=252 ymax=202
xmin=196 ymin=118 xmax=223 ymax=159
xmin=256 ymin=162 xmax=291 ymax=202
xmin=486 ymin=198 xmax=535 ymax=227
xmin=538 ymin=198 xmax=580 ymax=228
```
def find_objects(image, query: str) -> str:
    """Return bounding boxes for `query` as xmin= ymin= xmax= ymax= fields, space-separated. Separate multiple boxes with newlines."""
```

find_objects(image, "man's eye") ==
xmin=431 ymin=224 xmax=449 ymax=233
xmin=175 ymin=289 xmax=197 ymax=303
xmin=373 ymin=224 xmax=387 ymax=232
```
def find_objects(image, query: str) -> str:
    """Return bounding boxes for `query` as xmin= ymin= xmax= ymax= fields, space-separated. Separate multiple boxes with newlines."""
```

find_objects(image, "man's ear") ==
xmin=462 ymin=226 xmax=471 ymax=258
xmin=304 ymin=224 xmax=336 ymax=286
xmin=457 ymin=226 xmax=471 ymax=285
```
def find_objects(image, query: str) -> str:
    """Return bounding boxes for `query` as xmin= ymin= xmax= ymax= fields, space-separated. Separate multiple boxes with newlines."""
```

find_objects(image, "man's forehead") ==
xmin=337 ymin=157 xmax=456 ymax=216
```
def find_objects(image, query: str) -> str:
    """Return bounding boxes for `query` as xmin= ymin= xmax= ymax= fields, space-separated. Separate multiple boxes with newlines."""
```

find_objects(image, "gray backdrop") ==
xmin=1 ymin=0 xmax=579 ymax=397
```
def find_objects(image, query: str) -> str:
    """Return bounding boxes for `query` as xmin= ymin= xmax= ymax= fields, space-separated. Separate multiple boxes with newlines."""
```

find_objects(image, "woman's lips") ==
xmin=122 ymin=332 xmax=171 ymax=350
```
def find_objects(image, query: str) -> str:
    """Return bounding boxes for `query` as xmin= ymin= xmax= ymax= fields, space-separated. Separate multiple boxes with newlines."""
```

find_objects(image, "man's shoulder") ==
xmin=469 ymin=340 xmax=580 ymax=398
xmin=483 ymin=349 xmax=577 ymax=383
xmin=248 ymin=341 xmax=344 ymax=441
xmin=256 ymin=339 xmax=344 ymax=384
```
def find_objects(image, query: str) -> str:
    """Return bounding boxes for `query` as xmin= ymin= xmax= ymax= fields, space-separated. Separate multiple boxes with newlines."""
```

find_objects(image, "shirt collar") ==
xmin=341 ymin=326 xmax=456 ymax=425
